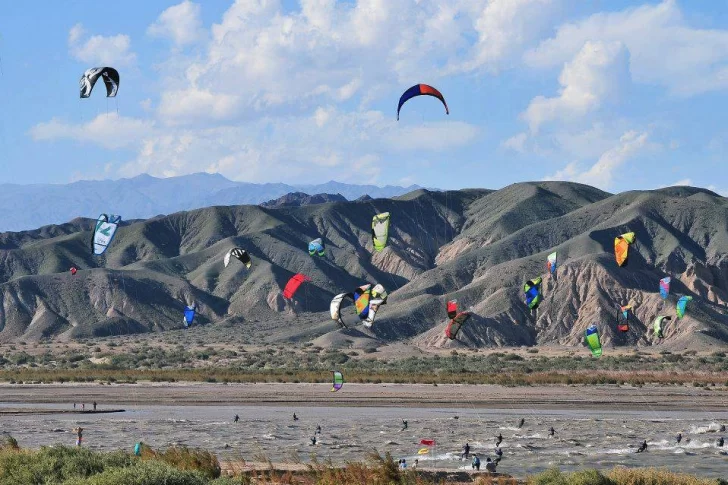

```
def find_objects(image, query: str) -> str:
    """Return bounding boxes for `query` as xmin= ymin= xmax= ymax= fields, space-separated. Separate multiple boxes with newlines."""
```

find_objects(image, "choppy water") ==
xmin=1 ymin=404 xmax=726 ymax=479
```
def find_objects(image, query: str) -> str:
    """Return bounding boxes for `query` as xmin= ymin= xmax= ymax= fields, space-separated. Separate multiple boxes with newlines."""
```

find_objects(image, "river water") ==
xmin=1 ymin=403 xmax=726 ymax=479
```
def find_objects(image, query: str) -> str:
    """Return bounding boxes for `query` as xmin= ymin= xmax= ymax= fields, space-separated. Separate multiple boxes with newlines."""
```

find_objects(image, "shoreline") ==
xmin=0 ymin=382 xmax=725 ymax=411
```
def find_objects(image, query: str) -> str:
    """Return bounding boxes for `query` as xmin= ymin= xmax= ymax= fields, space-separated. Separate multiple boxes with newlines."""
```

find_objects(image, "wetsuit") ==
xmin=485 ymin=459 xmax=497 ymax=472
xmin=495 ymin=434 xmax=503 ymax=447
xmin=518 ymin=418 xmax=525 ymax=428
xmin=293 ymin=413 xmax=298 ymax=421
xmin=636 ymin=440 xmax=648 ymax=453
xmin=676 ymin=433 xmax=682 ymax=444
xmin=401 ymin=420 xmax=408 ymax=431
xmin=310 ymin=436 xmax=316 ymax=445
xmin=718 ymin=437 xmax=724 ymax=447
xmin=721 ymin=425 xmax=726 ymax=432
xmin=461 ymin=443 xmax=470 ymax=459
xmin=549 ymin=427 xmax=555 ymax=437
xmin=234 ymin=415 xmax=239 ymax=423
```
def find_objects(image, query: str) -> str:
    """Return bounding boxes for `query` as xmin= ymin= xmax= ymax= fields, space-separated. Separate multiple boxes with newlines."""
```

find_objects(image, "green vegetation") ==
xmin=0 ymin=442 xmax=723 ymax=485
xmin=0 ymin=345 xmax=726 ymax=386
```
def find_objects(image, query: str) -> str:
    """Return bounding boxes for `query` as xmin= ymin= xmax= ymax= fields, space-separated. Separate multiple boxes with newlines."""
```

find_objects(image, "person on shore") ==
xmin=316 ymin=425 xmax=321 ymax=434
xmin=310 ymin=436 xmax=317 ymax=446
xmin=412 ymin=459 xmax=418 ymax=469
xmin=293 ymin=413 xmax=298 ymax=421
xmin=75 ymin=427 xmax=83 ymax=447
xmin=234 ymin=414 xmax=239 ymax=423
xmin=518 ymin=418 xmax=525 ymax=429
xmin=636 ymin=440 xmax=648 ymax=453
xmin=485 ymin=457 xmax=497 ymax=473
xmin=401 ymin=419 xmax=408 ymax=431
xmin=495 ymin=433 xmax=503 ymax=447
xmin=398 ymin=458 xmax=407 ymax=469
xmin=134 ymin=442 xmax=142 ymax=456
xmin=471 ymin=454 xmax=480 ymax=470
xmin=676 ymin=433 xmax=682 ymax=444
xmin=718 ymin=437 xmax=724 ymax=447
xmin=461 ymin=442 xmax=470 ymax=460
xmin=93 ymin=402 xmax=97 ymax=411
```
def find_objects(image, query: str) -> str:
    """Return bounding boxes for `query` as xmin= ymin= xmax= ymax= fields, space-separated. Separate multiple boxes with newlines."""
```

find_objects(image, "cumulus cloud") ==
xmin=545 ymin=130 xmax=649 ymax=188
xmin=68 ymin=23 xmax=136 ymax=66
xmin=148 ymin=1 xmax=204 ymax=46
xmin=30 ymin=114 xmax=154 ymax=150
xmin=524 ymin=41 xmax=630 ymax=132
xmin=524 ymin=0 xmax=728 ymax=96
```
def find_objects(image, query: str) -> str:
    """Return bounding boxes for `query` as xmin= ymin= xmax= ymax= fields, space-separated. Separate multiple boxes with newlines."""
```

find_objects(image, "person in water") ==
xmin=75 ymin=427 xmax=83 ymax=447
xmin=471 ymin=454 xmax=480 ymax=470
xmin=721 ymin=425 xmax=726 ymax=432
xmin=676 ymin=433 xmax=682 ymax=444
xmin=549 ymin=427 xmax=555 ymax=437
xmin=310 ymin=436 xmax=317 ymax=446
xmin=495 ymin=433 xmax=503 ymax=447
xmin=718 ymin=437 xmax=724 ymax=448
xmin=293 ymin=413 xmax=298 ymax=421
xmin=93 ymin=401 xmax=97 ymax=411
xmin=234 ymin=414 xmax=239 ymax=423
xmin=461 ymin=442 xmax=470 ymax=460
xmin=401 ymin=419 xmax=408 ymax=431
xmin=636 ymin=440 xmax=648 ymax=453
xmin=485 ymin=457 xmax=497 ymax=473
xmin=316 ymin=425 xmax=321 ymax=434
xmin=518 ymin=418 xmax=525 ymax=429
xmin=134 ymin=442 xmax=142 ymax=456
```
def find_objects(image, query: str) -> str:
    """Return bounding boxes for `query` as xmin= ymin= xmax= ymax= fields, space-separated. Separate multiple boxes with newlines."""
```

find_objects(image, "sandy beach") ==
xmin=0 ymin=382 xmax=725 ymax=410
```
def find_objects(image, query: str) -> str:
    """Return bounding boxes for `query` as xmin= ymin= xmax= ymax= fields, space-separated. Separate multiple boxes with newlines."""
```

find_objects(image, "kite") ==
xmin=397 ymin=84 xmax=449 ymax=120
xmin=616 ymin=304 xmax=633 ymax=333
xmin=614 ymin=232 xmax=636 ymax=267
xmin=419 ymin=439 xmax=436 ymax=446
xmin=659 ymin=277 xmax=671 ymax=300
xmin=92 ymin=214 xmax=121 ymax=255
xmin=523 ymin=277 xmax=543 ymax=310
xmin=331 ymin=370 xmax=344 ymax=392
xmin=444 ymin=300 xmax=471 ymax=340
xmin=224 ymin=248 xmax=251 ymax=269
xmin=282 ymin=273 xmax=311 ymax=299
xmin=70 ymin=267 xmax=78 ymax=276
xmin=308 ymin=238 xmax=325 ymax=256
xmin=653 ymin=315 xmax=672 ymax=339
xmin=676 ymin=296 xmax=693 ymax=319
xmin=183 ymin=304 xmax=196 ymax=328
xmin=330 ymin=283 xmax=388 ymax=328
xmin=585 ymin=324 xmax=602 ymax=357
xmin=547 ymin=252 xmax=558 ymax=275
xmin=79 ymin=67 xmax=119 ymax=98
xmin=372 ymin=213 xmax=390 ymax=252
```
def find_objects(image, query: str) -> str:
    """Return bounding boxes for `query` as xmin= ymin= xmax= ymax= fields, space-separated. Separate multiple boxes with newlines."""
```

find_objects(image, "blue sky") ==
xmin=1 ymin=0 xmax=727 ymax=193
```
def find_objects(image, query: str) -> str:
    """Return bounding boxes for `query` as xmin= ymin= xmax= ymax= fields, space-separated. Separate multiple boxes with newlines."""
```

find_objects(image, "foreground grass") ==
xmin=0 ymin=439 xmax=724 ymax=485
xmin=1 ymin=347 xmax=727 ymax=386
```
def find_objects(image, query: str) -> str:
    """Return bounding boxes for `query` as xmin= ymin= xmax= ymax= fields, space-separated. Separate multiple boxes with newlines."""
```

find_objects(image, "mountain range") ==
xmin=0 ymin=182 xmax=727 ymax=351
xmin=0 ymin=173 xmax=420 ymax=232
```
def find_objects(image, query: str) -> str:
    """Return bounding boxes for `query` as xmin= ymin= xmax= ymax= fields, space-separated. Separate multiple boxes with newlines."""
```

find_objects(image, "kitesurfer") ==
xmin=676 ymin=433 xmax=682 ymax=444
xmin=718 ymin=437 xmax=724 ymax=448
xmin=636 ymin=440 xmax=648 ymax=453
xmin=401 ymin=419 xmax=408 ymax=431
xmin=518 ymin=418 xmax=525 ymax=428
xmin=720 ymin=424 xmax=726 ymax=432
xmin=316 ymin=425 xmax=321 ymax=434
xmin=93 ymin=401 xmax=97 ymax=411
xmin=485 ymin=457 xmax=497 ymax=473
xmin=293 ymin=413 xmax=298 ymax=421
xmin=310 ymin=436 xmax=317 ymax=446
xmin=549 ymin=427 xmax=555 ymax=437
xmin=471 ymin=454 xmax=480 ymax=470
xmin=234 ymin=414 xmax=239 ymax=423
xmin=495 ymin=433 xmax=503 ymax=447
xmin=461 ymin=442 xmax=470 ymax=459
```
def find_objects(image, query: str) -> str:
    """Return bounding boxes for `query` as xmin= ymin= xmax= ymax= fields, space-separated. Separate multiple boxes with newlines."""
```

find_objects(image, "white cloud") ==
xmin=384 ymin=121 xmax=480 ymax=152
xmin=30 ymin=114 xmax=154 ymax=150
xmin=523 ymin=41 xmax=630 ymax=132
xmin=157 ymin=89 xmax=241 ymax=125
xmin=524 ymin=0 xmax=728 ymax=96
xmin=670 ymin=178 xmax=692 ymax=186
xmin=68 ymin=23 xmax=136 ymax=67
xmin=502 ymin=132 xmax=528 ymax=153
xmin=148 ymin=1 xmax=204 ymax=46
xmin=545 ymin=130 xmax=649 ymax=188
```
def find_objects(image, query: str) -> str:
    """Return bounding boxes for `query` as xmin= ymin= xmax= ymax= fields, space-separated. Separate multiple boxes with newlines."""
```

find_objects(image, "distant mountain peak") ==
xmin=261 ymin=192 xmax=347 ymax=208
